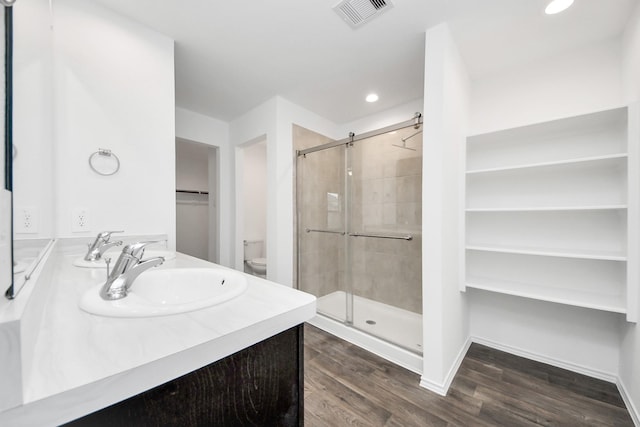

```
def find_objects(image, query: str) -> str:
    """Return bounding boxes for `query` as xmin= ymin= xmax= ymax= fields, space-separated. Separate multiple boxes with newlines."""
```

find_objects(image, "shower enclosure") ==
xmin=296 ymin=115 xmax=423 ymax=363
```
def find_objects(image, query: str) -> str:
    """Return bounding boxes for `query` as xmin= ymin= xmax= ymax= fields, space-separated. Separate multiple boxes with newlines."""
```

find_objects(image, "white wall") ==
xmin=241 ymin=139 xmax=267 ymax=244
xmin=13 ymin=0 xmax=53 ymax=239
xmin=619 ymin=2 xmax=640 ymax=424
xmin=52 ymin=0 xmax=176 ymax=247
xmin=470 ymin=37 xmax=623 ymax=135
xmin=470 ymin=291 xmax=623 ymax=379
xmin=175 ymin=107 xmax=229 ymax=266
xmin=467 ymin=36 xmax=626 ymax=379
xmin=420 ymin=23 xmax=470 ymax=395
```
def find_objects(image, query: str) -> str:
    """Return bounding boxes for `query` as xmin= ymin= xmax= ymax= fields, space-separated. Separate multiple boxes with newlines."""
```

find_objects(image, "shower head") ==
xmin=391 ymin=129 xmax=422 ymax=151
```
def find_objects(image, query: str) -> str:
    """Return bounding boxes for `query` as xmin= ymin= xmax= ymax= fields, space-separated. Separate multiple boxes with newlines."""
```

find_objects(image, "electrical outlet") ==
xmin=72 ymin=208 xmax=91 ymax=233
xmin=15 ymin=206 xmax=38 ymax=234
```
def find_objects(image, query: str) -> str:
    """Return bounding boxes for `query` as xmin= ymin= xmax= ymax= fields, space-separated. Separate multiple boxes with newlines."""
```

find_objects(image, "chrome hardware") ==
xmin=348 ymin=232 xmax=413 ymax=241
xmin=413 ymin=112 xmax=422 ymax=129
xmin=84 ymin=231 xmax=124 ymax=262
xmin=306 ymin=228 xmax=346 ymax=235
xmin=89 ymin=148 xmax=121 ymax=176
xmin=305 ymin=228 xmax=412 ymax=240
xmin=99 ymin=241 xmax=164 ymax=301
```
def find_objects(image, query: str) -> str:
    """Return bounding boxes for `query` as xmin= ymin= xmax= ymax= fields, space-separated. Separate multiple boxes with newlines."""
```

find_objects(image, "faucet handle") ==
xmin=123 ymin=240 xmax=163 ymax=258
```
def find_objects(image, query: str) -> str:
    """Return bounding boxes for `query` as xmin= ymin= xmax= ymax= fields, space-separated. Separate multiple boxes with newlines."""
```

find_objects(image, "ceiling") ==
xmin=89 ymin=0 xmax=637 ymax=124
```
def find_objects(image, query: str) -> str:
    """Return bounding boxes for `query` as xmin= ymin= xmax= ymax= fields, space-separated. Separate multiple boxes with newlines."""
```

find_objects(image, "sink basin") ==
xmin=79 ymin=268 xmax=248 ymax=317
xmin=73 ymin=249 xmax=177 ymax=269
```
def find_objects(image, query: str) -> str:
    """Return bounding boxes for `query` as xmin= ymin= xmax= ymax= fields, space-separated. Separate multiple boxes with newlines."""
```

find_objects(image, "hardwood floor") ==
xmin=303 ymin=324 xmax=634 ymax=427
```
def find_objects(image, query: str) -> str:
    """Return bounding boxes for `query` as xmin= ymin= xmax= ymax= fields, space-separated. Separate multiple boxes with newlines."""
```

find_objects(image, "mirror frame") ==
xmin=3 ymin=4 xmax=13 ymax=298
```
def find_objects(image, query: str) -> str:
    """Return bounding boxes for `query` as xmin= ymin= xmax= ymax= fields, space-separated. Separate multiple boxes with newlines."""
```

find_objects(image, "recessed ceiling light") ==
xmin=366 ymin=93 xmax=379 ymax=103
xmin=545 ymin=0 xmax=574 ymax=15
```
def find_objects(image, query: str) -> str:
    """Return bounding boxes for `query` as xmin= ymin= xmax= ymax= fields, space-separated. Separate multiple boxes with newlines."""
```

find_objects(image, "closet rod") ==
xmin=176 ymin=189 xmax=209 ymax=195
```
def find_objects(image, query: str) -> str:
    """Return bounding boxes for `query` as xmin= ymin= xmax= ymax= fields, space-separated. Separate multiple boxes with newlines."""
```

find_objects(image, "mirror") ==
xmin=4 ymin=0 xmax=54 ymax=298
xmin=1 ymin=5 xmax=13 ymax=297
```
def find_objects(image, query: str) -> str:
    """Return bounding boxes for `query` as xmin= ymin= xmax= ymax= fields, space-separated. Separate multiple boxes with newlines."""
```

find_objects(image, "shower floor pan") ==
xmin=316 ymin=291 xmax=423 ymax=354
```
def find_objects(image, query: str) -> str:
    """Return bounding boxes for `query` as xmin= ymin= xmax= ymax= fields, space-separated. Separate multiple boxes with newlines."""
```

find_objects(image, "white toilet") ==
xmin=244 ymin=240 xmax=267 ymax=278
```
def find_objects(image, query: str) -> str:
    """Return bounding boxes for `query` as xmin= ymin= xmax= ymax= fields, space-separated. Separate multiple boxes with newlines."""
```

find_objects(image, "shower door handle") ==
xmin=306 ymin=228 xmax=346 ymax=235
xmin=348 ymin=232 xmax=413 ymax=241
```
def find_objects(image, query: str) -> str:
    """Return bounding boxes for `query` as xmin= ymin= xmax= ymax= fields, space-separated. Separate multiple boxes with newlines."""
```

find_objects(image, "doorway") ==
xmin=175 ymin=138 xmax=219 ymax=262
xmin=236 ymin=136 xmax=268 ymax=277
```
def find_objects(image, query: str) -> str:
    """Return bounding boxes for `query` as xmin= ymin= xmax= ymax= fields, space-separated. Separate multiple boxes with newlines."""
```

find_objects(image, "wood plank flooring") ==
xmin=303 ymin=324 xmax=634 ymax=427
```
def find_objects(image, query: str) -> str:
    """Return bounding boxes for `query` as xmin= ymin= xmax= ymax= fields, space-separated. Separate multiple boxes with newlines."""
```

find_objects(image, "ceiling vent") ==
xmin=333 ymin=0 xmax=394 ymax=29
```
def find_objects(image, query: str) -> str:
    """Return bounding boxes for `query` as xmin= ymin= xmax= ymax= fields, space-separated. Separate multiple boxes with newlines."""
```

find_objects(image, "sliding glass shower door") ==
xmin=297 ymin=143 xmax=350 ymax=323
xmin=347 ymin=126 xmax=423 ymax=353
xmin=297 ymin=123 xmax=423 ymax=354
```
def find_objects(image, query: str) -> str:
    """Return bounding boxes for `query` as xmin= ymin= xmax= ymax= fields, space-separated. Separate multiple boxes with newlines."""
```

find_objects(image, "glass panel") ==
xmin=296 ymin=143 xmax=349 ymax=323
xmin=347 ymin=126 xmax=423 ymax=354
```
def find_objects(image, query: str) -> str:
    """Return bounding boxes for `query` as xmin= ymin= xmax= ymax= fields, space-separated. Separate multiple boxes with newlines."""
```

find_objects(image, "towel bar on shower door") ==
xmin=348 ymin=232 xmax=413 ymax=241
xmin=305 ymin=229 xmax=412 ymax=241
xmin=305 ymin=228 xmax=346 ymax=235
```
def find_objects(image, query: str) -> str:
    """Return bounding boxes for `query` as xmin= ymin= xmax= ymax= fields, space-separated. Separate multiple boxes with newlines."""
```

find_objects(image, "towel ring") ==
xmin=89 ymin=148 xmax=120 ymax=176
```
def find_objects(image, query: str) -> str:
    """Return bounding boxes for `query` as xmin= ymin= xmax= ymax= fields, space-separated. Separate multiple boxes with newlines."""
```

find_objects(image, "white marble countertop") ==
xmin=0 ymin=249 xmax=316 ymax=426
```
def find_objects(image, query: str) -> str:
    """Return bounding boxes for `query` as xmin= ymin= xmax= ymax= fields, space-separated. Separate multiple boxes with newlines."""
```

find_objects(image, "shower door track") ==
xmin=296 ymin=112 xmax=422 ymax=157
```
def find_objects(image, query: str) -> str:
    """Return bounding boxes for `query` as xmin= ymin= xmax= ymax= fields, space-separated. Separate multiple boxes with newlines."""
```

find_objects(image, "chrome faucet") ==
xmin=84 ymin=230 xmax=124 ymax=262
xmin=99 ymin=241 xmax=164 ymax=301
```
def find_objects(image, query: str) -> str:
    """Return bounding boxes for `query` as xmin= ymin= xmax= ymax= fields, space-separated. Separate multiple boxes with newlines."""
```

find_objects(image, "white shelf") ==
xmin=466 ymin=245 xmax=626 ymax=262
xmin=466 ymin=249 xmax=626 ymax=290
xmin=466 ymin=276 xmax=626 ymax=314
xmin=466 ymin=205 xmax=627 ymax=212
xmin=466 ymin=209 xmax=627 ymax=260
xmin=467 ymin=107 xmax=628 ymax=171
xmin=466 ymin=157 xmax=627 ymax=209
xmin=463 ymin=105 xmax=635 ymax=319
xmin=466 ymin=153 xmax=627 ymax=175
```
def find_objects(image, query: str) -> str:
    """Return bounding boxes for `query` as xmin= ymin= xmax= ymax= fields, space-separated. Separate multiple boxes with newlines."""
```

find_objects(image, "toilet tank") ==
xmin=243 ymin=240 xmax=264 ymax=261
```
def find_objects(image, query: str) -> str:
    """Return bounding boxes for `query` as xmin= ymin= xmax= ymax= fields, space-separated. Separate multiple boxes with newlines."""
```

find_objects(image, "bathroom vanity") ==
xmin=0 ymin=240 xmax=316 ymax=426
xmin=67 ymin=326 xmax=304 ymax=426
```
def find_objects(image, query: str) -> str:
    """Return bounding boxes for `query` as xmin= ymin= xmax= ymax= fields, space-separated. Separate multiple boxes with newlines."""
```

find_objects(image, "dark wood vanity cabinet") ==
xmin=65 ymin=325 xmax=304 ymax=427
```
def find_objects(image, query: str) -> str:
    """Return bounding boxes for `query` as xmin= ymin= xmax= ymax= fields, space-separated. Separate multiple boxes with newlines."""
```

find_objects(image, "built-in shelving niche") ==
xmin=463 ymin=105 xmax=639 ymax=322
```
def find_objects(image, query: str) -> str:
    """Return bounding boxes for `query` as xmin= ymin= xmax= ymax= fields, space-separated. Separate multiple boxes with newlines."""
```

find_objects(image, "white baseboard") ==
xmin=618 ymin=378 xmax=640 ymax=427
xmin=471 ymin=336 xmax=618 ymax=384
xmin=419 ymin=337 xmax=472 ymax=396
xmin=419 ymin=377 xmax=448 ymax=396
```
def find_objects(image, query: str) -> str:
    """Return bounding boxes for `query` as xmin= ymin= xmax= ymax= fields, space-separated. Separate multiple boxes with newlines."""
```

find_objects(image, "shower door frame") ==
xmin=296 ymin=112 xmax=423 ymax=328
xmin=297 ymin=113 xmax=422 ymax=157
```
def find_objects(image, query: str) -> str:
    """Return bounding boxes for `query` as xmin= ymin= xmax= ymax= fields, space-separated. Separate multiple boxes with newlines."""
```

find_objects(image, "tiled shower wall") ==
xmin=294 ymin=125 xmax=344 ymax=301
xmin=294 ymin=125 xmax=422 ymax=315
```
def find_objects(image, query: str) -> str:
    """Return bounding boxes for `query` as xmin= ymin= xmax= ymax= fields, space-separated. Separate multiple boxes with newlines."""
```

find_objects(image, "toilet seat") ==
xmin=251 ymin=257 xmax=267 ymax=266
